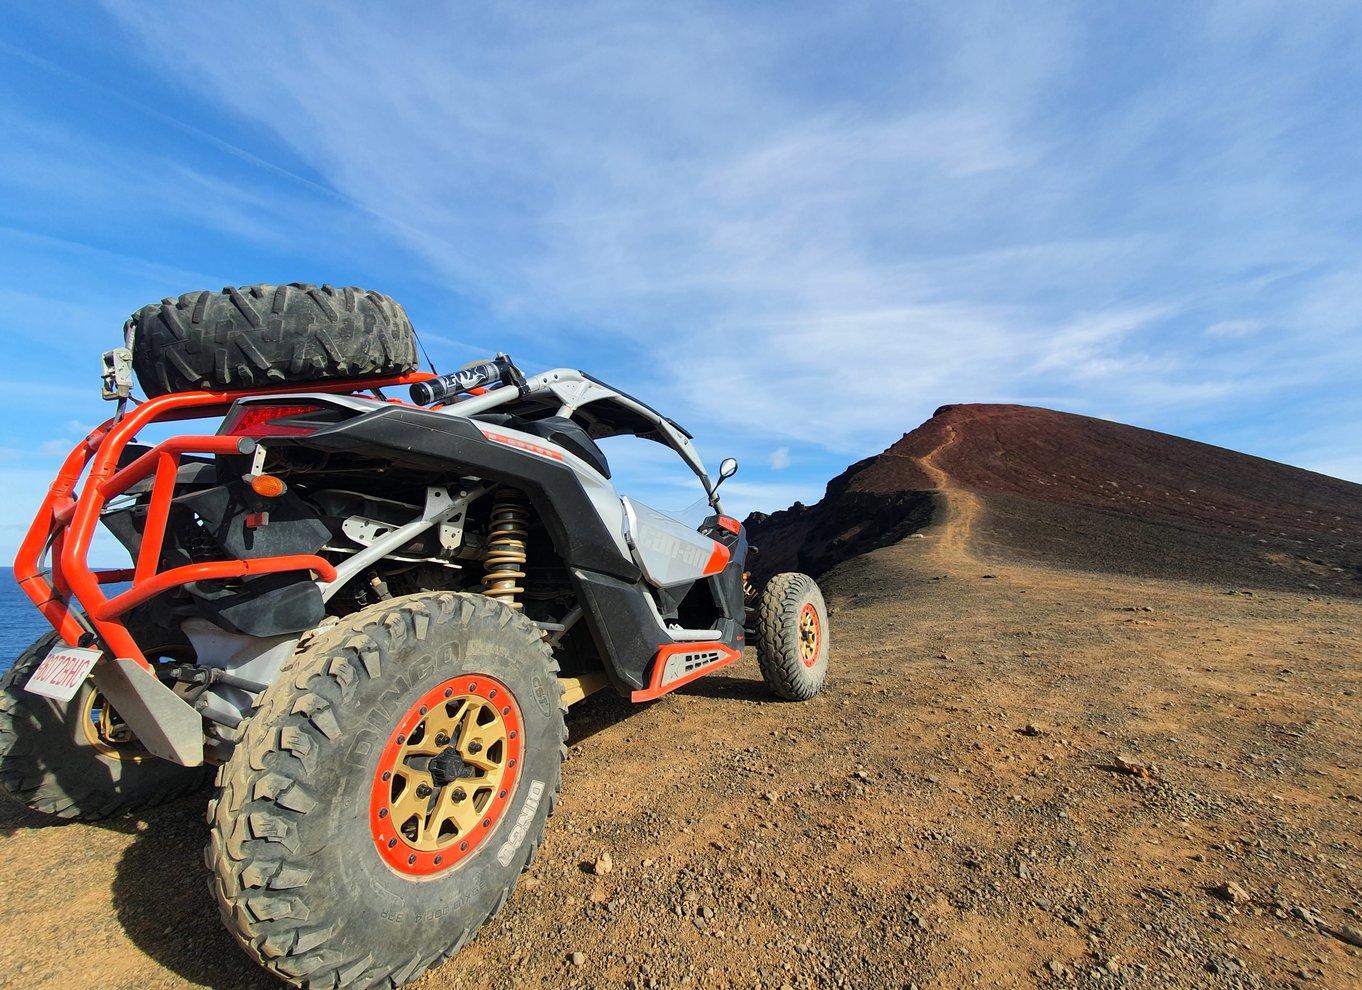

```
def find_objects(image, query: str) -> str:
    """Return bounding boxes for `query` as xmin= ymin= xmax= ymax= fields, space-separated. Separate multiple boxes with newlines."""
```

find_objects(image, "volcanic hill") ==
xmin=746 ymin=403 xmax=1362 ymax=596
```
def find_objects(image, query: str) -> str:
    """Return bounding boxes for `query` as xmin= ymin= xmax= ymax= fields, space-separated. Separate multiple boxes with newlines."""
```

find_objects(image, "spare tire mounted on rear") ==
xmin=127 ymin=282 xmax=419 ymax=397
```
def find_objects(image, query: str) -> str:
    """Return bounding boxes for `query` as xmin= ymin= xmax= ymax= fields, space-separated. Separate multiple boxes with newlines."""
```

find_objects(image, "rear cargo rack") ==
xmin=14 ymin=373 xmax=433 ymax=669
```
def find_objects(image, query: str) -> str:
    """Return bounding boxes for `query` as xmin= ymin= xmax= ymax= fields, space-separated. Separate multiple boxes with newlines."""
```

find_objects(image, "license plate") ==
xmin=25 ymin=646 xmax=103 ymax=702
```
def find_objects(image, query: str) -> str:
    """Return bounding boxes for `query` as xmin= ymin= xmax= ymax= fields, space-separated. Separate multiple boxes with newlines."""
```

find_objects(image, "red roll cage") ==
xmin=14 ymin=372 xmax=434 ymax=670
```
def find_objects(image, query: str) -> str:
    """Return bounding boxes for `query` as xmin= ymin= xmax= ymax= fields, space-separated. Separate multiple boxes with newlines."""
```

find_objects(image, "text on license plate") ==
xmin=25 ymin=646 xmax=103 ymax=703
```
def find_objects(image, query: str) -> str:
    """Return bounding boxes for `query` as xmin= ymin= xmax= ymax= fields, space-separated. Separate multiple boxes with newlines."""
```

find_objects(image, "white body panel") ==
xmin=478 ymin=424 xmax=631 ymax=560
xmin=622 ymin=497 xmax=718 ymax=588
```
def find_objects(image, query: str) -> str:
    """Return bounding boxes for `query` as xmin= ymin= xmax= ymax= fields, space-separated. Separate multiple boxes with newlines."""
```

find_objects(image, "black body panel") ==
xmin=571 ymin=525 xmax=749 ymax=695
xmin=701 ymin=516 xmax=748 ymax=631
xmin=185 ymin=572 xmax=326 ymax=637
xmin=103 ymin=470 xmax=329 ymax=638
xmin=274 ymin=405 xmax=640 ymax=581
xmin=569 ymin=568 xmax=662 ymax=692
xmin=181 ymin=481 xmax=331 ymax=562
xmin=474 ymin=413 xmax=611 ymax=479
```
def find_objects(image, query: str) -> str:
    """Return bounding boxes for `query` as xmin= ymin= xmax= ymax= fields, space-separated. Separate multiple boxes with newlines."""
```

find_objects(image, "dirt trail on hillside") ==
xmin=1 ymin=499 xmax=1360 ymax=990
xmin=915 ymin=424 xmax=958 ymax=490
xmin=914 ymin=424 xmax=983 ymax=563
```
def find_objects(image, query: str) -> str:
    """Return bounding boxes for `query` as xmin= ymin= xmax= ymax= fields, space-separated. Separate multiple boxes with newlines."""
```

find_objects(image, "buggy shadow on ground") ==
xmin=0 ymin=800 xmax=71 ymax=838
xmin=110 ymin=798 xmax=276 ymax=990
xmin=675 ymin=672 xmax=783 ymax=704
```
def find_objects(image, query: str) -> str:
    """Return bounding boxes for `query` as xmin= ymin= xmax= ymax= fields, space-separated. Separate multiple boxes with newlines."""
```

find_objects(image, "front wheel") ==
xmin=755 ymin=572 xmax=830 ymax=701
xmin=207 ymin=592 xmax=566 ymax=990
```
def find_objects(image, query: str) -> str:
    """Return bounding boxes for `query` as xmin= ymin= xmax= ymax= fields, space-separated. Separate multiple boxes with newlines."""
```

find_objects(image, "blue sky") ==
xmin=1 ymin=1 xmax=1360 ymax=566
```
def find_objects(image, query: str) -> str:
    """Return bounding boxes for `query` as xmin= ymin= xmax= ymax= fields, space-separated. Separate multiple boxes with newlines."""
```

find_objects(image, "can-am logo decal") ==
xmin=496 ymin=779 xmax=546 ymax=866
xmin=638 ymin=528 xmax=708 ymax=569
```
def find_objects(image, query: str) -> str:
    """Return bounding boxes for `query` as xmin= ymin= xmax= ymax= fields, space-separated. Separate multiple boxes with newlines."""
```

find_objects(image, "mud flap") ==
xmin=90 ymin=658 xmax=204 ymax=767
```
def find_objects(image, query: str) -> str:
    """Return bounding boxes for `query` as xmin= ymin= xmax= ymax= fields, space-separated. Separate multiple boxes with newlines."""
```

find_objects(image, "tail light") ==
xmin=220 ymin=403 xmax=325 ymax=437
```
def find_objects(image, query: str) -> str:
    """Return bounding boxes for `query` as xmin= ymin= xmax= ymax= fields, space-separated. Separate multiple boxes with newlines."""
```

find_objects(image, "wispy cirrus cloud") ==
xmin=1206 ymin=320 xmax=1263 ymax=339
xmin=91 ymin=4 xmax=1361 ymax=465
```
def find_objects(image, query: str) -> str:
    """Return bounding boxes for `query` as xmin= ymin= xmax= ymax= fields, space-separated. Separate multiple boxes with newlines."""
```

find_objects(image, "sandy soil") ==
xmin=1 ymin=496 xmax=1359 ymax=990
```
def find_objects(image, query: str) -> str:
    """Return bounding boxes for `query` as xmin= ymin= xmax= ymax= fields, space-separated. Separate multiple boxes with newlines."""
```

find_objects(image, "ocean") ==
xmin=0 ymin=568 xmax=56 ymax=672
xmin=0 ymin=568 xmax=132 ymax=674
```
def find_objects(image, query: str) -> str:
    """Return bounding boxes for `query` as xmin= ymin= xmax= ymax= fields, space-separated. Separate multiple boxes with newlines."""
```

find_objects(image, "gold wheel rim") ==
xmin=370 ymin=675 xmax=522 ymax=876
xmin=80 ymin=690 xmax=151 ymax=761
xmin=798 ymin=602 xmax=821 ymax=668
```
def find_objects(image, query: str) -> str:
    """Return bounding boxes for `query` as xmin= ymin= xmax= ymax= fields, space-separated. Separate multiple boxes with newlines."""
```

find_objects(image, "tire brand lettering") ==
xmin=532 ymin=679 xmax=551 ymax=716
xmin=496 ymin=779 xmax=545 ymax=867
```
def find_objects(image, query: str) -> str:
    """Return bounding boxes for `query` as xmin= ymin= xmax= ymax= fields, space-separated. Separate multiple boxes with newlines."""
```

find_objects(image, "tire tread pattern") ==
xmin=206 ymin=593 xmax=567 ymax=990
xmin=128 ymin=283 xmax=418 ymax=397
xmin=754 ymin=572 xmax=829 ymax=702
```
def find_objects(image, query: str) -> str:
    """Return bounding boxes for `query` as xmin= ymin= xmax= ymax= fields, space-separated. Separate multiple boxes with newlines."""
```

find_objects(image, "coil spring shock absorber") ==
xmin=483 ymin=489 xmax=529 ymax=609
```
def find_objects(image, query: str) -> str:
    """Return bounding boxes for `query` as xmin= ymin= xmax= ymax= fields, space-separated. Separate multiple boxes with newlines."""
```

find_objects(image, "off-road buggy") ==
xmin=0 ymin=283 xmax=830 ymax=989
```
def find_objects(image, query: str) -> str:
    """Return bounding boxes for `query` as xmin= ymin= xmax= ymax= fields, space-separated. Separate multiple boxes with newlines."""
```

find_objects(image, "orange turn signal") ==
xmin=250 ymin=474 xmax=287 ymax=498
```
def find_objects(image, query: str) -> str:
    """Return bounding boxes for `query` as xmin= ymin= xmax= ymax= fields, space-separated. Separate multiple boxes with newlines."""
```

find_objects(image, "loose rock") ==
xmin=1335 ymin=925 xmax=1362 ymax=948
xmin=1211 ymin=881 xmax=1250 ymax=905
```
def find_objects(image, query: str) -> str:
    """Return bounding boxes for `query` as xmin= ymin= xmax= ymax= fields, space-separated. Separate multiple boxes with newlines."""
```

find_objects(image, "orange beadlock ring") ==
xmin=798 ymin=602 xmax=821 ymax=668
xmin=369 ymin=675 xmax=522 ymax=876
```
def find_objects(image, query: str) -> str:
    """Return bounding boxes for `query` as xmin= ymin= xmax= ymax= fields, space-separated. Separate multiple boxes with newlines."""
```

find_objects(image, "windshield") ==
xmin=594 ymin=435 xmax=713 ymax=524
xmin=666 ymin=495 xmax=715 ymax=530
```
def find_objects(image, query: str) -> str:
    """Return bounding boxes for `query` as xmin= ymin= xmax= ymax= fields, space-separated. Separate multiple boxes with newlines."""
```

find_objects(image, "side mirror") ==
xmin=711 ymin=457 xmax=738 ymax=505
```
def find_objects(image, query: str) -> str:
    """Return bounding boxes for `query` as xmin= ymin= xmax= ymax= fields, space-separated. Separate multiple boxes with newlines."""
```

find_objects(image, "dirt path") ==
xmin=914 ymin=424 xmax=984 ymax=564
xmin=915 ymin=423 xmax=959 ymax=491
xmin=1 ymin=507 xmax=1360 ymax=990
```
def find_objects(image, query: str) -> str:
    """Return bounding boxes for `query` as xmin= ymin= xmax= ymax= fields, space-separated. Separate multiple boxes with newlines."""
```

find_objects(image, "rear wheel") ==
xmin=207 ymin=592 xmax=566 ymax=990
xmin=754 ymin=572 xmax=830 ymax=701
xmin=127 ymin=283 xmax=418 ymax=397
xmin=0 ymin=623 xmax=212 ymax=820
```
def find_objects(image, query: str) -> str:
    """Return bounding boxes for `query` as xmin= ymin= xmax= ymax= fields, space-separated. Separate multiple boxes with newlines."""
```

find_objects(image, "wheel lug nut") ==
xmin=452 ymin=788 xmax=466 ymax=802
xmin=467 ymin=741 xmax=483 ymax=754
xmin=435 ymin=733 xmax=450 ymax=746
xmin=416 ymin=784 xmax=432 ymax=798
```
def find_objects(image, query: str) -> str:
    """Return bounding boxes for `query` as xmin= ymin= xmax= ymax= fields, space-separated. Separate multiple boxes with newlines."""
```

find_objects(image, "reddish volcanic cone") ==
xmin=746 ymin=404 xmax=1362 ymax=595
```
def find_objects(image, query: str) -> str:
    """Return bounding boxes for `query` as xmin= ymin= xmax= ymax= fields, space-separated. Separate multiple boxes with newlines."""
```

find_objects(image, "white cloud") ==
xmin=768 ymin=447 xmax=791 ymax=470
xmin=1206 ymin=320 xmax=1262 ymax=338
